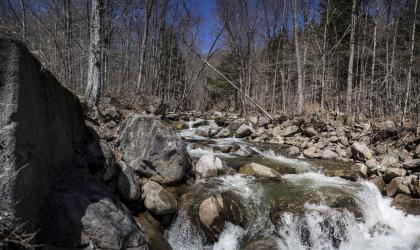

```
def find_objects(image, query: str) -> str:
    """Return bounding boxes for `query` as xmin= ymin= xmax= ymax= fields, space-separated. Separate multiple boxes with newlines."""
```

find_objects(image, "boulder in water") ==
xmin=194 ymin=154 xmax=223 ymax=178
xmin=142 ymin=181 xmax=177 ymax=215
xmin=386 ymin=177 xmax=402 ymax=197
xmin=240 ymin=163 xmax=280 ymax=178
xmin=116 ymin=114 xmax=187 ymax=185
xmin=216 ymin=127 xmax=231 ymax=138
xmin=287 ymin=146 xmax=300 ymax=157
xmin=391 ymin=194 xmax=420 ymax=215
xmin=235 ymin=124 xmax=253 ymax=138
xmin=370 ymin=175 xmax=386 ymax=194
xmin=325 ymin=169 xmax=359 ymax=181
xmin=198 ymin=191 xmax=247 ymax=241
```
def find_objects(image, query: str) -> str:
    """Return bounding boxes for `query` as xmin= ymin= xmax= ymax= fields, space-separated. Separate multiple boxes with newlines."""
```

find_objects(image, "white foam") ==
xmin=212 ymin=223 xmax=245 ymax=250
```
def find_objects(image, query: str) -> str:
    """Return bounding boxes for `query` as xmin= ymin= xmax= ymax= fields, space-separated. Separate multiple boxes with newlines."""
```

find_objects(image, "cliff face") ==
xmin=0 ymin=40 xmax=146 ymax=249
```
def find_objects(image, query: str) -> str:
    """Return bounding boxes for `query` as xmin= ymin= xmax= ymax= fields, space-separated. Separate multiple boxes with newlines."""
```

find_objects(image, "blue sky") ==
xmin=188 ymin=0 xmax=218 ymax=52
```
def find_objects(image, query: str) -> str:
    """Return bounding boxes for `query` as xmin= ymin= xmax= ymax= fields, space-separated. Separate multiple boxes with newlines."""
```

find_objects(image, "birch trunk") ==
xmin=345 ymin=0 xmax=356 ymax=118
xmin=292 ymin=0 xmax=304 ymax=115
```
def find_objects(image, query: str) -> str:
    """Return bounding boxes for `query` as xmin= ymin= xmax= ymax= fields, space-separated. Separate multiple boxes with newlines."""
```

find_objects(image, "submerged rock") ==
xmin=116 ymin=114 xmax=187 ymax=185
xmin=240 ymin=163 xmax=280 ymax=178
xmin=198 ymin=191 xmax=247 ymax=241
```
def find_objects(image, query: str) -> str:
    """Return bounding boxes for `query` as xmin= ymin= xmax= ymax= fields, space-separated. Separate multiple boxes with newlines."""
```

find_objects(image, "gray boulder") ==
xmin=287 ymin=146 xmax=300 ymax=157
xmin=258 ymin=117 xmax=270 ymax=127
xmin=351 ymin=142 xmax=373 ymax=161
xmin=117 ymin=161 xmax=142 ymax=202
xmin=142 ymin=181 xmax=177 ymax=215
xmin=116 ymin=114 xmax=187 ymax=185
xmin=235 ymin=124 xmax=253 ymax=138
xmin=402 ymin=159 xmax=420 ymax=169
xmin=194 ymin=154 xmax=223 ymax=178
xmin=281 ymin=125 xmax=299 ymax=137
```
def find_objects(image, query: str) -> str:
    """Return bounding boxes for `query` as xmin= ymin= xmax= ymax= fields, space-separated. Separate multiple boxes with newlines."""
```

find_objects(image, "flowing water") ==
xmin=167 ymin=121 xmax=420 ymax=250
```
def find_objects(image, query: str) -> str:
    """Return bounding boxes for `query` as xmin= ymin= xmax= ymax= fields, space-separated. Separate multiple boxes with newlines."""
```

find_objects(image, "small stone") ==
xmin=386 ymin=177 xmax=402 ymax=197
xmin=281 ymin=125 xmax=299 ymax=137
xmin=235 ymin=124 xmax=253 ymax=138
xmin=325 ymin=169 xmax=359 ymax=181
xmin=304 ymin=127 xmax=318 ymax=137
xmin=258 ymin=117 xmax=270 ymax=127
xmin=287 ymin=146 xmax=300 ymax=157
xmin=303 ymin=147 xmax=321 ymax=159
xmin=329 ymin=136 xmax=339 ymax=142
xmin=383 ymin=168 xmax=406 ymax=181
xmin=351 ymin=142 xmax=373 ymax=161
xmin=370 ymin=175 xmax=385 ymax=194
xmin=402 ymin=159 xmax=420 ymax=169
xmin=195 ymin=154 xmax=223 ymax=178
xmin=239 ymin=163 xmax=280 ymax=178
xmin=142 ymin=181 xmax=177 ymax=215
xmin=355 ymin=163 xmax=368 ymax=177
xmin=339 ymin=136 xmax=349 ymax=146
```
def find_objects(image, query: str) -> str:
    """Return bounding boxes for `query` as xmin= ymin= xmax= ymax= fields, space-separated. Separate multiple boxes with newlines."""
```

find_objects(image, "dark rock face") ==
xmin=0 ymin=40 xmax=85 ymax=231
xmin=0 ymin=40 xmax=145 ymax=248
xmin=116 ymin=114 xmax=187 ymax=185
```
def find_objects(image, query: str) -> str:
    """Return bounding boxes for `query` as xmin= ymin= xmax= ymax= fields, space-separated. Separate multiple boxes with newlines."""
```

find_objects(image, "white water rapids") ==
xmin=167 ymin=122 xmax=420 ymax=250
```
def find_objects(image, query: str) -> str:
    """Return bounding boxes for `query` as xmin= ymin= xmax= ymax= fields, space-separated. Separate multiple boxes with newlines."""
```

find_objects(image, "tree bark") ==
xmin=346 ymin=0 xmax=356 ymax=118
xmin=292 ymin=0 xmax=304 ymax=115
xmin=85 ymin=0 xmax=104 ymax=107
xmin=19 ymin=0 xmax=26 ymax=43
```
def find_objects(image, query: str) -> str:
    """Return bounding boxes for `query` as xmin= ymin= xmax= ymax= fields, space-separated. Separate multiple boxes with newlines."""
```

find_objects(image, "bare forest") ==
xmin=1 ymin=0 xmax=419 ymax=127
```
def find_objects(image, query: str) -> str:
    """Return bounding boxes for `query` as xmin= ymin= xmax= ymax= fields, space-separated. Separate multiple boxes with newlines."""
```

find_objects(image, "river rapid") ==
xmin=165 ymin=120 xmax=420 ymax=250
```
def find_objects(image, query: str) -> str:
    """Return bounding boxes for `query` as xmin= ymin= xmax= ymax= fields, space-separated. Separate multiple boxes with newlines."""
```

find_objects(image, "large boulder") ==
xmin=41 ymin=170 xmax=147 ymax=249
xmin=239 ymin=163 xmax=280 ymax=178
xmin=351 ymin=142 xmax=373 ymax=161
xmin=235 ymin=124 xmax=253 ymax=138
xmin=0 ymin=40 xmax=146 ymax=248
xmin=0 ymin=40 xmax=86 ymax=232
xmin=116 ymin=114 xmax=187 ymax=185
xmin=198 ymin=191 xmax=247 ymax=241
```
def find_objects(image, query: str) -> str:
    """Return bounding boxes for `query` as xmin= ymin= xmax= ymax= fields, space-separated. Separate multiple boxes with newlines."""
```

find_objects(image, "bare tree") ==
xmin=292 ymin=0 xmax=304 ymax=115
xmin=85 ymin=0 xmax=105 ymax=107
xmin=345 ymin=0 xmax=356 ymax=118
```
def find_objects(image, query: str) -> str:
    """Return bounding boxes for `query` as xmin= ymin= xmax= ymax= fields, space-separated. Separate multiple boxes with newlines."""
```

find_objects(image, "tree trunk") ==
xmin=64 ymin=0 xmax=72 ymax=88
xmin=136 ymin=0 xmax=154 ymax=93
xmin=85 ymin=0 xmax=104 ymax=107
xmin=292 ymin=0 xmax=304 ymax=115
xmin=20 ymin=0 xmax=26 ymax=43
xmin=346 ymin=0 xmax=356 ymax=118
xmin=402 ymin=0 xmax=418 ymax=125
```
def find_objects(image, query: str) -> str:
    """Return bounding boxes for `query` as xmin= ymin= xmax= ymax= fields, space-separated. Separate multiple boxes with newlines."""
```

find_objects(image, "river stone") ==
xmin=282 ymin=125 xmax=299 ymax=137
xmin=408 ymin=177 xmax=420 ymax=198
xmin=136 ymin=211 xmax=172 ymax=250
xmin=304 ymin=127 xmax=318 ymax=137
xmin=117 ymin=161 xmax=142 ymax=202
xmin=381 ymin=153 xmax=399 ymax=167
xmin=351 ymin=142 xmax=373 ymax=161
xmin=198 ymin=191 xmax=247 ymax=241
xmin=192 ymin=119 xmax=208 ymax=128
xmin=236 ymin=124 xmax=253 ymax=138
xmin=171 ymin=120 xmax=189 ymax=130
xmin=382 ymin=168 xmax=406 ymax=181
xmin=370 ymin=175 xmax=386 ymax=194
xmin=287 ymin=146 xmax=300 ymax=157
xmin=355 ymin=163 xmax=368 ymax=177
xmin=366 ymin=159 xmax=380 ymax=174
xmin=325 ymin=169 xmax=359 ymax=181
xmin=329 ymin=136 xmax=339 ymax=143
xmin=248 ymin=116 xmax=258 ymax=125
xmin=240 ymin=163 xmax=280 ymax=178
xmin=339 ymin=136 xmax=349 ymax=146
xmin=195 ymin=154 xmax=223 ymax=178
xmin=272 ymin=126 xmax=282 ymax=137
xmin=103 ymin=106 xmax=121 ymax=123
xmin=116 ymin=114 xmax=187 ymax=185
xmin=241 ymin=237 xmax=278 ymax=250
xmin=197 ymin=126 xmax=210 ymax=137
xmin=216 ymin=127 xmax=231 ymax=138
xmin=402 ymin=159 xmax=420 ymax=169
xmin=386 ymin=177 xmax=402 ymax=197
xmin=303 ymin=147 xmax=321 ymax=159
xmin=258 ymin=117 xmax=270 ymax=127
xmin=392 ymin=194 xmax=420 ymax=215
xmin=415 ymin=144 xmax=420 ymax=158
xmin=142 ymin=181 xmax=177 ymax=215
xmin=322 ymin=148 xmax=340 ymax=160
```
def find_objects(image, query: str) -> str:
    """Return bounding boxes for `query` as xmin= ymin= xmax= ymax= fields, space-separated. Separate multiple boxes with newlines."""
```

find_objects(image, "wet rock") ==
xmin=194 ymin=154 xmax=223 ymax=178
xmin=216 ymin=127 xmax=231 ymax=138
xmin=382 ymin=168 xmax=406 ymax=181
xmin=198 ymin=191 xmax=247 ymax=241
xmin=303 ymin=147 xmax=321 ymax=159
xmin=370 ymin=175 xmax=386 ymax=194
xmin=236 ymin=124 xmax=253 ymax=138
xmin=325 ymin=169 xmax=359 ymax=181
xmin=386 ymin=177 xmax=402 ymax=197
xmin=248 ymin=116 xmax=258 ymax=125
xmin=392 ymin=194 xmax=420 ymax=215
xmin=117 ymin=161 xmax=142 ymax=202
xmin=351 ymin=142 xmax=373 ymax=161
xmin=136 ymin=211 xmax=172 ymax=250
xmin=171 ymin=120 xmax=189 ymax=130
xmin=196 ymin=126 xmax=210 ymax=137
xmin=116 ymin=114 xmax=187 ymax=185
xmin=142 ymin=181 xmax=177 ymax=215
xmin=241 ymin=237 xmax=278 ymax=250
xmin=402 ymin=159 xmax=420 ymax=170
xmin=287 ymin=146 xmax=300 ymax=157
xmin=415 ymin=145 xmax=420 ymax=158
xmin=282 ymin=125 xmax=299 ymax=137
xmin=240 ymin=163 xmax=280 ymax=178
xmin=192 ymin=119 xmax=208 ymax=128
xmin=322 ymin=148 xmax=340 ymax=161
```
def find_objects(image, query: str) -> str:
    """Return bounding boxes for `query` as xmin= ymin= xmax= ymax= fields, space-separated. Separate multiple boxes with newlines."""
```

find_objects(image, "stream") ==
xmin=165 ymin=120 xmax=420 ymax=250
